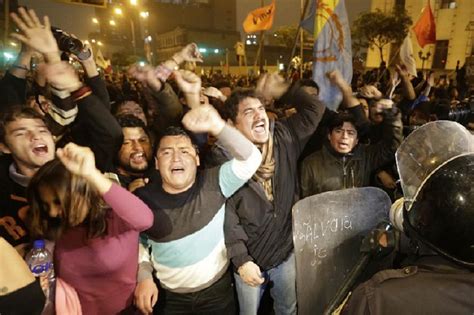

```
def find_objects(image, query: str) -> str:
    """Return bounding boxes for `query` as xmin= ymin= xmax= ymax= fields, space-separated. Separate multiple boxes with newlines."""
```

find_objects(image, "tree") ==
xmin=273 ymin=25 xmax=312 ymax=52
xmin=352 ymin=7 xmax=412 ymax=63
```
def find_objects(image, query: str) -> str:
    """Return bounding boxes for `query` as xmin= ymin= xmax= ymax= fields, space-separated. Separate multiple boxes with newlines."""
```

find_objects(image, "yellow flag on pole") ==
xmin=243 ymin=0 xmax=276 ymax=33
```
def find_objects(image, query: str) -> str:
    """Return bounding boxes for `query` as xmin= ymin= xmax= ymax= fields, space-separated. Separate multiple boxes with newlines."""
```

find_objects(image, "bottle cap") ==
xmin=33 ymin=239 xmax=45 ymax=249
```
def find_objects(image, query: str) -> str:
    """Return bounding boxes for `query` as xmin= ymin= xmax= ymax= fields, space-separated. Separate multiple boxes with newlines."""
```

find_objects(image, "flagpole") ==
xmin=286 ymin=0 xmax=310 ymax=78
xmin=376 ymin=45 xmax=402 ymax=83
xmin=259 ymin=0 xmax=265 ymax=74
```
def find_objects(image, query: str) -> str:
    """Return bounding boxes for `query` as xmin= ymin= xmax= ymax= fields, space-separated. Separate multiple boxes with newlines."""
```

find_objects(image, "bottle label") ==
xmin=30 ymin=262 xmax=53 ymax=275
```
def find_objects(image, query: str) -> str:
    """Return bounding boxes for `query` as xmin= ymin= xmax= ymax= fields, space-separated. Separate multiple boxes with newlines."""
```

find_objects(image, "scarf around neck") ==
xmin=253 ymin=133 xmax=275 ymax=201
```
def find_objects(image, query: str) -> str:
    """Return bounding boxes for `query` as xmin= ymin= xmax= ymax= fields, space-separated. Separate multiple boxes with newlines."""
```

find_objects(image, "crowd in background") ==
xmin=0 ymin=7 xmax=473 ymax=315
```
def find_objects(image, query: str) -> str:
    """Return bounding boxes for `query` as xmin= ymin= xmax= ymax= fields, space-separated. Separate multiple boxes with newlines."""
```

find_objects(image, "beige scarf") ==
xmin=253 ymin=135 xmax=276 ymax=201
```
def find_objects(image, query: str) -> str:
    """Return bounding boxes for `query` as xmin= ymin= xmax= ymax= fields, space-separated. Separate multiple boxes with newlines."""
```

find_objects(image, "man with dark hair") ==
xmin=210 ymin=73 xmax=325 ymax=315
xmin=0 ymin=9 xmax=122 ymax=255
xmin=0 ymin=107 xmax=55 ymax=254
xmin=114 ymin=114 xmax=153 ymax=189
xmin=133 ymin=70 xmax=262 ymax=314
xmin=300 ymin=105 xmax=403 ymax=197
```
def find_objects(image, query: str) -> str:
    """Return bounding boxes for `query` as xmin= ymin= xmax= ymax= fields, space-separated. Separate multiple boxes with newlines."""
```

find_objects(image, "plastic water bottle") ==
xmin=25 ymin=239 xmax=56 ymax=312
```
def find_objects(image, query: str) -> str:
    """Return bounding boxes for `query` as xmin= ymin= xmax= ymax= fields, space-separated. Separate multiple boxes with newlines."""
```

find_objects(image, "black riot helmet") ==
xmin=403 ymin=153 xmax=474 ymax=269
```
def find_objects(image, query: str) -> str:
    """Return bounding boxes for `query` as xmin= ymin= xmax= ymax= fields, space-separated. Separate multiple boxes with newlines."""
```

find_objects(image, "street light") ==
xmin=113 ymin=7 xmax=142 ymax=55
xmin=139 ymin=11 xmax=149 ymax=18
xmin=130 ymin=0 xmax=138 ymax=6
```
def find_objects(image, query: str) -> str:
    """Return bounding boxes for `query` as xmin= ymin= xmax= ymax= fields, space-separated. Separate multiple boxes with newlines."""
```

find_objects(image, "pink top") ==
xmin=54 ymin=183 xmax=153 ymax=315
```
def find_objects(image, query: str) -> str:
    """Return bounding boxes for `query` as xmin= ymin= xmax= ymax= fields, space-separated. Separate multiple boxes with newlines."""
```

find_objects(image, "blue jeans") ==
xmin=234 ymin=252 xmax=296 ymax=315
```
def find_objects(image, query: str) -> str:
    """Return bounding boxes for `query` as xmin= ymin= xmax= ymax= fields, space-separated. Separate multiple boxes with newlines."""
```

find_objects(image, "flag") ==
xmin=300 ymin=0 xmax=316 ymax=34
xmin=301 ymin=0 xmax=352 ymax=110
xmin=412 ymin=0 xmax=436 ymax=48
xmin=399 ymin=35 xmax=417 ymax=77
xmin=95 ymin=49 xmax=112 ymax=73
xmin=243 ymin=0 xmax=276 ymax=33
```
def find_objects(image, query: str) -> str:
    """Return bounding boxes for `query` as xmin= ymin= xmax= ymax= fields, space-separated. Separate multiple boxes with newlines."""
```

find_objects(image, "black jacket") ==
xmin=208 ymin=84 xmax=325 ymax=270
xmin=342 ymin=255 xmax=474 ymax=315
xmin=57 ymin=75 xmax=123 ymax=172
xmin=0 ymin=156 xmax=29 ymax=248
xmin=300 ymin=109 xmax=403 ymax=197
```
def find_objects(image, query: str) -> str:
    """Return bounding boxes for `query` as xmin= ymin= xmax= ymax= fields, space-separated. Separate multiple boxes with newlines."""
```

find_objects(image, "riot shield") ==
xmin=292 ymin=187 xmax=391 ymax=315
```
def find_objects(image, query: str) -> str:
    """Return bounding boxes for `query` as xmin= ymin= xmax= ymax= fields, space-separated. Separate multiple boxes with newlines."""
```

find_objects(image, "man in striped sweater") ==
xmin=133 ymin=70 xmax=262 ymax=314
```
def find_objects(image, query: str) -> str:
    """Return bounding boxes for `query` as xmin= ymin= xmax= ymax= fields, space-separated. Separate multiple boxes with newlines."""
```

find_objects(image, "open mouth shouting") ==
xmin=253 ymin=120 xmax=267 ymax=134
xmin=130 ymin=151 xmax=146 ymax=164
xmin=32 ymin=143 xmax=49 ymax=156
xmin=338 ymin=142 xmax=350 ymax=150
xmin=171 ymin=166 xmax=185 ymax=174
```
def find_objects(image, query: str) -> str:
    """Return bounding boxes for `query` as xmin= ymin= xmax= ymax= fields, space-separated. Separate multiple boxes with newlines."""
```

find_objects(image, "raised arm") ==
xmin=327 ymin=70 xmax=360 ymax=108
xmin=0 ymin=45 xmax=32 ymax=109
xmin=395 ymin=65 xmax=416 ymax=101
xmin=10 ymin=8 xmax=61 ymax=64
xmin=366 ymin=103 xmax=404 ymax=171
xmin=57 ymin=143 xmax=153 ymax=230
xmin=272 ymin=74 xmax=326 ymax=156
xmin=175 ymin=70 xmax=262 ymax=196
xmin=77 ymin=44 xmax=111 ymax=109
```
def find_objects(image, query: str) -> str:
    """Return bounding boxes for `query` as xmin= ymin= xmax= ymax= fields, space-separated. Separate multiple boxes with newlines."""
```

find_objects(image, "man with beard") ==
xmin=114 ymin=115 xmax=153 ymax=191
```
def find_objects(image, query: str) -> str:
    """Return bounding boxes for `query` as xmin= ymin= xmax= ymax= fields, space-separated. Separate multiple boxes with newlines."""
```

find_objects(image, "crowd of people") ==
xmin=0 ymin=7 xmax=473 ymax=315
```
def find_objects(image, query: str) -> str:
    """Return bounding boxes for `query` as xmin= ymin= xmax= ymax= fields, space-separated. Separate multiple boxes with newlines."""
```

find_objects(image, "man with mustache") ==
xmin=208 ymin=73 xmax=326 ymax=315
xmin=113 ymin=114 xmax=154 ymax=190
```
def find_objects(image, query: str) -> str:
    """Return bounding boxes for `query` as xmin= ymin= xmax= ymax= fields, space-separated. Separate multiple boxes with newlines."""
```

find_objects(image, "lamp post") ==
xmin=418 ymin=50 xmax=431 ymax=71
xmin=114 ymin=7 xmax=136 ymax=55
xmin=114 ymin=7 xmax=149 ymax=56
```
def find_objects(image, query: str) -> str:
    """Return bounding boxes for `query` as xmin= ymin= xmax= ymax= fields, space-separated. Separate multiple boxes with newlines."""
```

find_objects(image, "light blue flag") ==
xmin=301 ymin=0 xmax=352 ymax=110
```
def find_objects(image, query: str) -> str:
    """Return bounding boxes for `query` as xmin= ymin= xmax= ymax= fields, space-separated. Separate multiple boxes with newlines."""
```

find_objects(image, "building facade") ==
xmin=367 ymin=0 xmax=474 ymax=70
xmin=151 ymin=0 xmax=239 ymax=66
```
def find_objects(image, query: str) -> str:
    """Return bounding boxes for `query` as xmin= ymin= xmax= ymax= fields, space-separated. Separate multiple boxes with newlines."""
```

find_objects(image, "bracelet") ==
xmin=154 ymin=64 xmax=173 ymax=83
xmin=11 ymin=64 xmax=29 ymax=71
xmin=71 ymin=86 xmax=92 ymax=101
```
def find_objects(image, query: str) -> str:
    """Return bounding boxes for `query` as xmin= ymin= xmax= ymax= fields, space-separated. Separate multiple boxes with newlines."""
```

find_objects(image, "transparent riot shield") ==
xmin=292 ymin=187 xmax=391 ymax=315
xmin=395 ymin=121 xmax=474 ymax=210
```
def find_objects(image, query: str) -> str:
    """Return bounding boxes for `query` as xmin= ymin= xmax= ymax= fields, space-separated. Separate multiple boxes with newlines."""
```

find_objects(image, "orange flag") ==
xmin=243 ymin=0 xmax=276 ymax=33
xmin=412 ymin=0 xmax=436 ymax=48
